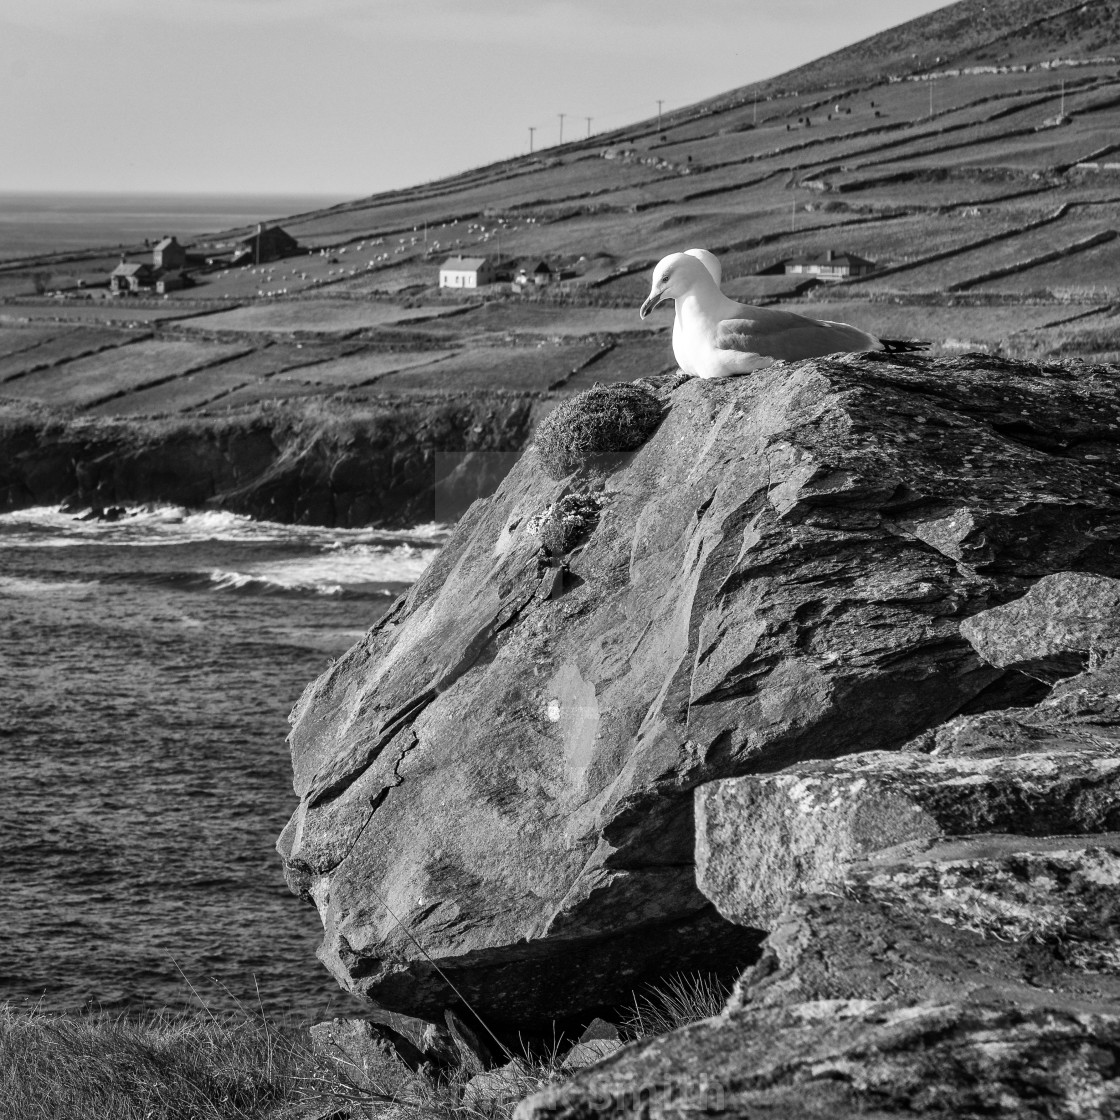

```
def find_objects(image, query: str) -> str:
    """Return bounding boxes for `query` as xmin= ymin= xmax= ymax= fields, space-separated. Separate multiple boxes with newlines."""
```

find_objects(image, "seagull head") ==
xmin=685 ymin=247 xmax=722 ymax=287
xmin=639 ymin=252 xmax=717 ymax=319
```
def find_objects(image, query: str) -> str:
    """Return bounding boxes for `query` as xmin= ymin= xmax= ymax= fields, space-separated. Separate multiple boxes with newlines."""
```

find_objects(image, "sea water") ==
xmin=0 ymin=505 xmax=445 ymax=1021
xmin=0 ymin=190 xmax=350 ymax=260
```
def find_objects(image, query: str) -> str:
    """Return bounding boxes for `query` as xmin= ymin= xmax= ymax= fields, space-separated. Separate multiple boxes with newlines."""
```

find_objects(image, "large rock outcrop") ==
xmin=515 ymin=593 xmax=1120 ymax=1118
xmin=278 ymin=353 xmax=1120 ymax=1027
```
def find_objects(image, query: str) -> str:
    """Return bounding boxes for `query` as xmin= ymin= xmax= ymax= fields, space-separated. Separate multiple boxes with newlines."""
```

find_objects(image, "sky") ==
xmin=2 ymin=0 xmax=953 ymax=200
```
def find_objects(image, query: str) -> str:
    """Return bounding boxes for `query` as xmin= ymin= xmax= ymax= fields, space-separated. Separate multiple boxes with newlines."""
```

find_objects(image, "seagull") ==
xmin=685 ymin=247 xmax=721 ymax=286
xmin=677 ymin=249 xmax=723 ymax=371
xmin=640 ymin=251 xmax=925 ymax=378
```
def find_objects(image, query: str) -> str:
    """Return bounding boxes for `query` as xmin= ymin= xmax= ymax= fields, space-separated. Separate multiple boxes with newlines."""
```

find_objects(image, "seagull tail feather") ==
xmin=878 ymin=338 xmax=930 ymax=353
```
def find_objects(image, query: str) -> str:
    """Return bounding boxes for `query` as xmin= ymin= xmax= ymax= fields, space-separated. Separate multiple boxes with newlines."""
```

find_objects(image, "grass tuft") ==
xmin=534 ymin=383 xmax=663 ymax=480
xmin=621 ymin=972 xmax=732 ymax=1041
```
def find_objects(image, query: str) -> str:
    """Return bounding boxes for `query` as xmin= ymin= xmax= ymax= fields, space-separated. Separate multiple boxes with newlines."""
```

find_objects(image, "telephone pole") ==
xmin=558 ymin=113 xmax=566 ymax=144
xmin=585 ymin=116 xmax=593 ymax=138
xmin=657 ymin=100 xmax=664 ymax=131
xmin=929 ymin=80 xmax=933 ymax=117
xmin=529 ymin=126 xmax=535 ymax=153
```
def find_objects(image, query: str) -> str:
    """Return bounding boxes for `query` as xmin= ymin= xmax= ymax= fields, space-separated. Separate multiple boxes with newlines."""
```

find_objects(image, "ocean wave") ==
xmin=0 ymin=504 xmax=451 ymax=551
xmin=0 ymin=574 xmax=99 ymax=599
xmin=206 ymin=569 xmax=344 ymax=597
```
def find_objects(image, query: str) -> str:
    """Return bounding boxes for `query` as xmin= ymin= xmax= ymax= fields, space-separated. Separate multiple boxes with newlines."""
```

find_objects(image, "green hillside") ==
xmin=2 ymin=0 xmax=1119 ymax=422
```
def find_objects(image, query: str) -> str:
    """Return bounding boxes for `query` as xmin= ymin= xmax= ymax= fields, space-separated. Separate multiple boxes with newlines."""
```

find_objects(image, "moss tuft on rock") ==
xmin=534 ymin=384 xmax=663 ymax=480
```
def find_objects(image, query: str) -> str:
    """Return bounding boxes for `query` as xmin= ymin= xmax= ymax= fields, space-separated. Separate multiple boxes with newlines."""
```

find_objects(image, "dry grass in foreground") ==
xmin=0 ymin=1003 xmax=311 ymax=1120
xmin=0 ymin=973 xmax=730 ymax=1120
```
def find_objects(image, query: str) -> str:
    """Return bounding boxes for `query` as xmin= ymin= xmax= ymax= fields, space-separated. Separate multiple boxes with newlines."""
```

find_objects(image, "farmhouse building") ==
xmin=109 ymin=259 xmax=157 ymax=293
xmin=439 ymin=256 xmax=493 ymax=288
xmin=153 ymin=236 xmax=187 ymax=270
xmin=156 ymin=270 xmax=185 ymax=294
xmin=231 ymin=224 xmax=301 ymax=265
xmin=784 ymin=249 xmax=876 ymax=280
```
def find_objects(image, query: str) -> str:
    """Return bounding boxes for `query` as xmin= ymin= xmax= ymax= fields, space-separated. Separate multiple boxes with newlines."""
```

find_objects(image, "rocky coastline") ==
xmin=0 ymin=394 xmax=538 ymax=527
xmin=279 ymin=353 xmax=1120 ymax=1116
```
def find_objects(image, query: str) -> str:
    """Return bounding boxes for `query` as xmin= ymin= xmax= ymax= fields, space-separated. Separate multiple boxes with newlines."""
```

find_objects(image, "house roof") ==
xmin=519 ymin=258 xmax=552 ymax=272
xmin=112 ymin=262 xmax=154 ymax=276
xmin=786 ymin=251 xmax=874 ymax=268
xmin=154 ymin=237 xmax=180 ymax=250
xmin=440 ymin=256 xmax=489 ymax=271
xmin=237 ymin=226 xmax=297 ymax=247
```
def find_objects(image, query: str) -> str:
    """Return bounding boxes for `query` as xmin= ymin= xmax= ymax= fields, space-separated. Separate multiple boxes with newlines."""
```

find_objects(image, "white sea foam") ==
xmin=0 ymin=505 xmax=446 ymax=595
xmin=207 ymin=569 xmax=346 ymax=597
xmin=206 ymin=542 xmax=433 ymax=595
xmin=298 ymin=543 xmax=435 ymax=584
xmin=0 ymin=505 xmax=450 ymax=551
xmin=0 ymin=574 xmax=99 ymax=598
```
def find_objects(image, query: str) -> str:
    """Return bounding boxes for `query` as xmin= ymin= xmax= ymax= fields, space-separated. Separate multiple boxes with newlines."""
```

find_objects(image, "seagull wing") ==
xmin=715 ymin=308 xmax=880 ymax=361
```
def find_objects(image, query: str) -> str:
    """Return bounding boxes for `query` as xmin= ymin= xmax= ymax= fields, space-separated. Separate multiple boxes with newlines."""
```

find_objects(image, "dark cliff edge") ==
xmin=0 ymin=395 xmax=540 ymax=527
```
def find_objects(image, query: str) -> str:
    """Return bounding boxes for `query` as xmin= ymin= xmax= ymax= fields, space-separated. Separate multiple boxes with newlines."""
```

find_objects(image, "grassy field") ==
xmin=1 ymin=339 xmax=249 ymax=408
xmin=449 ymin=303 xmax=662 ymax=336
xmin=79 ymin=344 xmax=357 ymax=416
xmin=1 ymin=301 xmax=221 ymax=323
xmin=2 ymin=1 xmax=1119 ymax=416
xmin=352 ymin=341 xmax=606 ymax=393
xmin=177 ymin=299 xmax=469 ymax=335
xmin=0 ymin=323 xmax=81 ymax=355
xmin=791 ymin=299 xmax=1063 ymax=352
xmin=975 ymin=233 xmax=1120 ymax=296
xmin=0 ymin=327 xmax=142 ymax=383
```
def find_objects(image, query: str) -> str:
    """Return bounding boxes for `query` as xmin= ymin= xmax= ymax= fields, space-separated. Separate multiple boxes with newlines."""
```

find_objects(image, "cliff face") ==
xmin=276 ymin=353 xmax=1120 ymax=1030
xmin=0 ymin=396 xmax=535 ymax=527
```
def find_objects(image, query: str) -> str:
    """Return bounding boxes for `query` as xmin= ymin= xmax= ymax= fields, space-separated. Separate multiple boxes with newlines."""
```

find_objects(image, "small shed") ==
xmin=153 ymin=236 xmax=187 ymax=270
xmin=439 ymin=256 xmax=493 ymax=289
xmin=515 ymin=259 xmax=554 ymax=287
xmin=783 ymin=249 xmax=876 ymax=281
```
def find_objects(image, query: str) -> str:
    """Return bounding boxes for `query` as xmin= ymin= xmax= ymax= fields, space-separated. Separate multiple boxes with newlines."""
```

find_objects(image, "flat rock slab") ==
xmin=696 ymin=748 xmax=1120 ymax=927
xmin=961 ymin=571 xmax=1120 ymax=680
xmin=515 ymin=1000 xmax=1120 ymax=1120
xmin=733 ymin=836 xmax=1120 ymax=1014
xmin=277 ymin=355 xmax=1120 ymax=1024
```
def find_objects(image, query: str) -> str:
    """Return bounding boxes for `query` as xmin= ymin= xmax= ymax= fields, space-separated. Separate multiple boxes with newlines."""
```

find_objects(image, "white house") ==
xmin=784 ymin=249 xmax=876 ymax=281
xmin=439 ymin=256 xmax=493 ymax=288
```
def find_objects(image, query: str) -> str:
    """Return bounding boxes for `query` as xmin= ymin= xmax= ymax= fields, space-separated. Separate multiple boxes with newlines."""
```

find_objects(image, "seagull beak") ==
xmin=639 ymin=291 xmax=663 ymax=319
